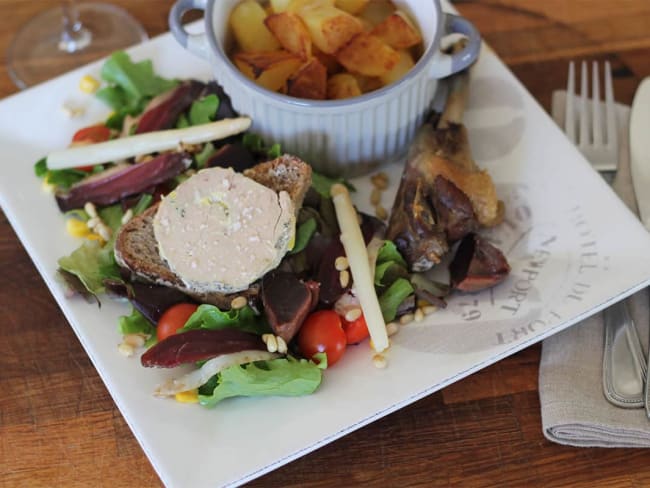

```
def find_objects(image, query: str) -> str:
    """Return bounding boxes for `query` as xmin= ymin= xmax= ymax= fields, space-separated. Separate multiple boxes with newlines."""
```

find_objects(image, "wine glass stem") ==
xmin=59 ymin=0 xmax=92 ymax=53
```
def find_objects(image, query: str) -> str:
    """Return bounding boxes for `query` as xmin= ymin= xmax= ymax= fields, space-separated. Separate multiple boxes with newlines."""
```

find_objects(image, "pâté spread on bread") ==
xmin=35 ymin=47 xmax=510 ymax=408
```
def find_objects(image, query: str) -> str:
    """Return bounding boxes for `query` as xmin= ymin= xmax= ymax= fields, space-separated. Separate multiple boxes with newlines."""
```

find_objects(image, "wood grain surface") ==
xmin=2 ymin=1 xmax=650 ymax=487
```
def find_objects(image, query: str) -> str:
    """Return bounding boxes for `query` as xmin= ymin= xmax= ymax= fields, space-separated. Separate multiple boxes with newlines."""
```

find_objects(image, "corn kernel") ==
xmin=41 ymin=176 xmax=55 ymax=194
xmin=175 ymin=389 xmax=199 ymax=404
xmin=85 ymin=233 xmax=104 ymax=244
xmin=79 ymin=74 xmax=100 ymax=94
xmin=66 ymin=218 xmax=90 ymax=238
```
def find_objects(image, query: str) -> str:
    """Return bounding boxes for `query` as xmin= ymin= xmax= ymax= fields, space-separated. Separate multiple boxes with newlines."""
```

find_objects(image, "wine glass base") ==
xmin=7 ymin=2 xmax=148 ymax=89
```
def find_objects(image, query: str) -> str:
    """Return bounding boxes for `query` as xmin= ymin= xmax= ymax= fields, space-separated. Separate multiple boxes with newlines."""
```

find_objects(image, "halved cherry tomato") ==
xmin=297 ymin=310 xmax=347 ymax=366
xmin=72 ymin=124 xmax=111 ymax=144
xmin=341 ymin=314 xmax=369 ymax=345
xmin=157 ymin=303 xmax=199 ymax=342
xmin=71 ymin=124 xmax=112 ymax=171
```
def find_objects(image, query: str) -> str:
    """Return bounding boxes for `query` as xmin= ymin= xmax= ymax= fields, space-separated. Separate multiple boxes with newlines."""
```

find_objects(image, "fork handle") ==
xmin=603 ymin=300 xmax=647 ymax=408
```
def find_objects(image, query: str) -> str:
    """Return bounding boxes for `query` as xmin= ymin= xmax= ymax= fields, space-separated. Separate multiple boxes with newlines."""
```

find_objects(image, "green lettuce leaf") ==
xmin=180 ymin=304 xmax=270 ymax=335
xmin=189 ymin=94 xmax=220 ymax=126
xmin=198 ymin=357 xmax=322 ymax=408
xmin=195 ymin=142 xmax=216 ymax=169
xmin=241 ymin=133 xmax=282 ymax=159
xmin=378 ymin=278 xmax=414 ymax=322
xmin=289 ymin=217 xmax=317 ymax=255
xmin=376 ymin=240 xmax=407 ymax=267
xmin=310 ymin=171 xmax=356 ymax=198
xmin=132 ymin=194 xmax=153 ymax=216
xmin=119 ymin=307 xmax=155 ymax=336
xmin=57 ymin=240 xmax=121 ymax=295
xmin=100 ymin=51 xmax=177 ymax=103
xmin=96 ymin=51 xmax=178 ymax=125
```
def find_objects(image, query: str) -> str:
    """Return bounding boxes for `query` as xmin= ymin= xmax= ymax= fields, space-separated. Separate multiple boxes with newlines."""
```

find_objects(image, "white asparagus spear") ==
xmin=330 ymin=183 xmax=389 ymax=353
xmin=46 ymin=117 xmax=252 ymax=170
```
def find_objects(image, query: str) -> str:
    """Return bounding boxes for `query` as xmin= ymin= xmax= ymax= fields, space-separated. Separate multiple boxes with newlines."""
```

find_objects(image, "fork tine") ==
xmin=604 ymin=61 xmax=618 ymax=150
xmin=579 ymin=61 xmax=589 ymax=147
xmin=565 ymin=61 xmax=576 ymax=143
xmin=592 ymin=61 xmax=603 ymax=146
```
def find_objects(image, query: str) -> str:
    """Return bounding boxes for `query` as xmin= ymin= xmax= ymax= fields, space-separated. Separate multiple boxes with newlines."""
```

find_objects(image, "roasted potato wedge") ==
xmin=313 ymin=46 xmax=343 ymax=74
xmin=269 ymin=0 xmax=292 ymax=12
xmin=288 ymin=58 xmax=328 ymax=99
xmin=379 ymin=49 xmax=415 ymax=85
xmin=353 ymin=74 xmax=383 ymax=93
xmin=327 ymin=73 xmax=362 ymax=99
xmin=336 ymin=32 xmax=399 ymax=77
xmin=357 ymin=0 xmax=394 ymax=27
xmin=294 ymin=3 xmax=364 ymax=54
xmin=265 ymin=12 xmax=312 ymax=60
xmin=371 ymin=11 xmax=422 ymax=49
xmin=234 ymin=50 xmax=303 ymax=92
xmin=335 ymin=0 xmax=369 ymax=15
xmin=229 ymin=0 xmax=281 ymax=52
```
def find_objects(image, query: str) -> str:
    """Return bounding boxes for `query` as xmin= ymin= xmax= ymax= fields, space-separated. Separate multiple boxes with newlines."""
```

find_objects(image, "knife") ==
xmin=628 ymin=77 xmax=650 ymax=417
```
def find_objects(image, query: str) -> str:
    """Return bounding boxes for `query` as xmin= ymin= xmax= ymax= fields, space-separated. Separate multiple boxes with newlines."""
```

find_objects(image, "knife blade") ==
xmin=630 ymin=77 xmax=650 ymax=229
xmin=628 ymin=77 xmax=650 ymax=417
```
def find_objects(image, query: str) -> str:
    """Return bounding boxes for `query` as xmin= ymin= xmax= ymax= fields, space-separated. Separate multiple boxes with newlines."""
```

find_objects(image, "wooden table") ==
xmin=2 ymin=1 xmax=650 ymax=486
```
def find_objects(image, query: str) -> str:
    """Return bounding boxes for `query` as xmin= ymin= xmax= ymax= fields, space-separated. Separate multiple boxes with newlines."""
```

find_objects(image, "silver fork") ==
xmin=562 ymin=61 xmax=647 ymax=408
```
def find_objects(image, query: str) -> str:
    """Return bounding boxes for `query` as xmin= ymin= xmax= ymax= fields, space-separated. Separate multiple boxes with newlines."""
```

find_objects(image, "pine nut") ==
xmin=372 ymin=354 xmax=388 ymax=369
xmin=230 ymin=296 xmax=248 ymax=310
xmin=339 ymin=269 xmax=350 ymax=288
xmin=96 ymin=223 xmax=112 ymax=242
xmin=344 ymin=308 xmax=362 ymax=322
xmin=84 ymin=202 xmax=98 ymax=218
xmin=121 ymin=209 xmax=134 ymax=225
xmin=86 ymin=217 xmax=99 ymax=229
xmin=334 ymin=256 xmax=349 ymax=271
xmin=276 ymin=336 xmax=288 ymax=355
xmin=386 ymin=322 xmax=400 ymax=337
xmin=262 ymin=333 xmax=278 ymax=353
xmin=123 ymin=334 xmax=145 ymax=348
xmin=375 ymin=205 xmax=388 ymax=220
xmin=370 ymin=188 xmax=382 ymax=206
xmin=399 ymin=313 xmax=414 ymax=325
xmin=118 ymin=343 xmax=135 ymax=357
xmin=414 ymin=308 xmax=425 ymax=322
xmin=423 ymin=305 xmax=438 ymax=315
xmin=371 ymin=172 xmax=389 ymax=190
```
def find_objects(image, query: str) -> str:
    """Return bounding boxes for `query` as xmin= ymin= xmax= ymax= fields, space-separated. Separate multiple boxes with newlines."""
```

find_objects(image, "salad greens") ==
xmin=180 ymin=304 xmax=270 ymax=336
xmin=97 ymin=51 xmax=178 ymax=123
xmin=198 ymin=357 xmax=323 ymax=408
xmin=119 ymin=307 xmax=155 ymax=337
xmin=41 ymin=50 xmax=429 ymax=411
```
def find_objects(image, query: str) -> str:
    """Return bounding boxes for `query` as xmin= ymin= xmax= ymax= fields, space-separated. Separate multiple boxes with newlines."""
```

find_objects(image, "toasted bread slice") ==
xmin=114 ymin=154 xmax=312 ymax=309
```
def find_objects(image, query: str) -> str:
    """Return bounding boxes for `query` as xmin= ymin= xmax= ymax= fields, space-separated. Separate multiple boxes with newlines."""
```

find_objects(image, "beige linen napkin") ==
xmin=539 ymin=92 xmax=650 ymax=447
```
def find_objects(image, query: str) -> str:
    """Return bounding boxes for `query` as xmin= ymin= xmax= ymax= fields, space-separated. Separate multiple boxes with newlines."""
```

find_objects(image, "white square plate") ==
xmin=2 ymin=29 xmax=650 ymax=488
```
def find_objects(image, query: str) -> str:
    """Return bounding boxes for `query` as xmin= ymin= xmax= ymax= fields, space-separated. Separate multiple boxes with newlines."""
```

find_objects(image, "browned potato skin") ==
xmin=335 ymin=0 xmax=369 ymax=14
xmin=234 ymin=50 xmax=303 ymax=92
xmin=295 ymin=3 xmax=364 ymax=54
xmin=288 ymin=57 xmax=328 ymax=99
xmin=313 ymin=46 xmax=344 ymax=74
xmin=336 ymin=32 xmax=400 ymax=77
xmin=371 ymin=12 xmax=422 ymax=49
xmin=227 ymin=0 xmax=424 ymax=99
xmin=265 ymin=12 xmax=312 ymax=60
xmin=327 ymin=73 xmax=362 ymax=99
xmin=379 ymin=49 xmax=415 ymax=85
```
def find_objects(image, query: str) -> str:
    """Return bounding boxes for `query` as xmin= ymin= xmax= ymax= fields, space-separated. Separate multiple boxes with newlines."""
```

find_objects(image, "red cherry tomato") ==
xmin=71 ymin=124 xmax=112 ymax=171
xmin=72 ymin=124 xmax=111 ymax=144
xmin=298 ymin=310 xmax=347 ymax=366
xmin=157 ymin=303 xmax=199 ymax=342
xmin=341 ymin=314 xmax=370 ymax=345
